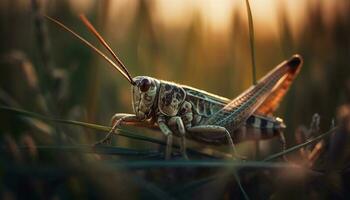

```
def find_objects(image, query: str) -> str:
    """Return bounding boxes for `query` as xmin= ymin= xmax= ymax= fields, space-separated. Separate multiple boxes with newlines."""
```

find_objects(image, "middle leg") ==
xmin=168 ymin=116 xmax=188 ymax=159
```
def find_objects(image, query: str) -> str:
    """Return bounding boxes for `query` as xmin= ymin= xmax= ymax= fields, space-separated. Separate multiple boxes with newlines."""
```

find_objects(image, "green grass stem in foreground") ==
xmin=0 ymin=105 xmax=337 ymax=162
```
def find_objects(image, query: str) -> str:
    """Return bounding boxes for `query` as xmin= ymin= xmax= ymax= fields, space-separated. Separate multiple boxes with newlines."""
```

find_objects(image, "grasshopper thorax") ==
xmin=157 ymin=81 xmax=186 ymax=117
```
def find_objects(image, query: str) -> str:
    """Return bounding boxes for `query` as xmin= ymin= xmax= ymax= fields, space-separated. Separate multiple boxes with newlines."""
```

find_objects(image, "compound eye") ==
xmin=139 ymin=78 xmax=151 ymax=92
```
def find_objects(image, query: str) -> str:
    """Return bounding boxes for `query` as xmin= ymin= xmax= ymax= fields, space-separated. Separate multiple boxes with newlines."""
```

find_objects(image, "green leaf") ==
xmin=0 ymin=106 xmax=214 ymax=158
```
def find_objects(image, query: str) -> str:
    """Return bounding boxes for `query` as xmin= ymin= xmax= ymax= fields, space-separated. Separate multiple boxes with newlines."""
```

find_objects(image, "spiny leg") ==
xmin=278 ymin=131 xmax=288 ymax=161
xmin=279 ymin=131 xmax=286 ymax=152
xmin=94 ymin=116 xmax=126 ymax=145
xmin=94 ymin=114 xmax=139 ymax=145
xmin=168 ymin=116 xmax=188 ymax=159
xmin=166 ymin=134 xmax=173 ymax=160
xmin=158 ymin=116 xmax=174 ymax=160
xmin=187 ymin=125 xmax=246 ymax=160
xmin=179 ymin=132 xmax=188 ymax=160
xmin=110 ymin=113 xmax=158 ymax=130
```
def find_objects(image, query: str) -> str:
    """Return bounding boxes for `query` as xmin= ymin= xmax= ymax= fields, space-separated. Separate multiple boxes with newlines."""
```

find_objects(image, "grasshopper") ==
xmin=46 ymin=15 xmax=303 ymax=160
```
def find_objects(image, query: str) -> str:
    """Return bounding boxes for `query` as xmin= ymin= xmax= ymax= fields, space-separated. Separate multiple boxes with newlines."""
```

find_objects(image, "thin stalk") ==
xmin=244 ymin=0 xmax=259 ymax=161
xmin=233 ymin=171 xmax=250 ymax=200
xmin=0 ymin=106 xmax=214 ymax=158
xmin=105 ymin=160 xmax=300 ymax=169
xmin=0 ymin=145 xmax=161 ymax=157
xmin=245 ymin=0 xmax=257 ymax=85
xmin=263 ymin=127 xmax=338 ymax=161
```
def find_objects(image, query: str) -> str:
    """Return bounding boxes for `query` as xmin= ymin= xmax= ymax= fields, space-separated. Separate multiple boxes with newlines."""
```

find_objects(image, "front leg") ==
xmin=111 ymin=113 xmax=157 ymax=129
xmin=187 ymin=125 xmax=245 ymax=160
xmin=94 ymin=114 xmax=140 ymax=145
xmin=157 ymin=116 xmax=174 ymax=160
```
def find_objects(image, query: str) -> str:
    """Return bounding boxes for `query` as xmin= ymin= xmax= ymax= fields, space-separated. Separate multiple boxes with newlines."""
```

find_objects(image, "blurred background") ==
xmin=0 ymin=0 xmax=349 ymax=199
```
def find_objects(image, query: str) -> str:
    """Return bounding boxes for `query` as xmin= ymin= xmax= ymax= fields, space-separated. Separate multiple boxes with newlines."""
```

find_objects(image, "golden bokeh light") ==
xmin=60 ymin=0 xmax=348 ymax=41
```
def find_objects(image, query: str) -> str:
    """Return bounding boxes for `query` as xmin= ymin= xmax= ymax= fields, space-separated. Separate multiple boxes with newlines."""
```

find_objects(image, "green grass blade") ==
xmin=245 ymin=0 xmax=259 ymax=161
xmin=245 ymin=0 xmax=257 ymax=85
xmin=0 ymin=105 xmax=109 ymax=130
xmin=1 ymin=145 xmax=161 ymax=157
xmin=131 ymin=175 xmax=175 ymax=200
xmin=262 ymin=127 xmax=338 ymax=161
xmin=0 ymin=105 xmax=168 ymax=144
xmin=0 ymin=106 xmax=214 ymax=158
xmin=105 ymin=160 xmax=298 ymax=169
xmin=170 ymin=170 xmax=249 ymax=200
xmin=171 ymin=175 xmax=220 ymax=194
xmin=233 ymin=171 xmax=250 ymax=200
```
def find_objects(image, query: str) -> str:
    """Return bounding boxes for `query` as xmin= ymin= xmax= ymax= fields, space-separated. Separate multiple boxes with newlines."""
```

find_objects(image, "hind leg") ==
xmin=187 ymin=125 xmax=245 ymax=160
xmin=278 ymin=131 xmax=289 ymax=161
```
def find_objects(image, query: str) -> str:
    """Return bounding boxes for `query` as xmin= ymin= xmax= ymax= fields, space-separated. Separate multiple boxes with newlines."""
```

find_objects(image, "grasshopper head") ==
xmin=131 ymin=76 xmax=159 ymax=120
xmin=45 ymin=16 xmax=159 ymax=120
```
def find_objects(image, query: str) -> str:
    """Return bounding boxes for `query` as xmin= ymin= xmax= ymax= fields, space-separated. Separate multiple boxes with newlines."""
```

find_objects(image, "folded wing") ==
xmin=204 ymin=55 xmax=303 ymax=129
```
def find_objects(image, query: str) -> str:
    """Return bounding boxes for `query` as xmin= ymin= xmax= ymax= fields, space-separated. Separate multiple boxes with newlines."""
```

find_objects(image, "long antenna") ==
xmin=45 ymin=15 xmax=135 ymax=85
xmin=79 ymin=14 xmax=135 ymax=85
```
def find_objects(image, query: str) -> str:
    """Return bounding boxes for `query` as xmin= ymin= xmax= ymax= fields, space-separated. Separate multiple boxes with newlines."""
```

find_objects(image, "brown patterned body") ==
xmin=162 ymin=55 xmax=302 ymax=144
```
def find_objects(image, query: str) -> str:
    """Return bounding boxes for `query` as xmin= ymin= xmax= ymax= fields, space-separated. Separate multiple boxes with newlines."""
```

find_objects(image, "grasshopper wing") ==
xmin=254 ymin=57 xmax=302 ymax=115
xmin=204 ymin=55 xmax=303 ymax=129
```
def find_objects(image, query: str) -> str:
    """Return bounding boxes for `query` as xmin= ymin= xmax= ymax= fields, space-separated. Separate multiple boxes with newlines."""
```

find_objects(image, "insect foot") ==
xmin=94 ymin=133 xmax=113 ymax=146
xmin=94 ymin=116 xmax=126 ymax=146
xmin=231 ymin=152 xmax=247 ymax=161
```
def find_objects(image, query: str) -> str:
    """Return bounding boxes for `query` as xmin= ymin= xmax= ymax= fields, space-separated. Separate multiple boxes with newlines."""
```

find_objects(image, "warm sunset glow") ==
xmin=152 ymin=0 xmax=195 ymax=29
xmin=107 ymin=0 xmax=139 ymax=39
xmin=196 ymin=0 xmax=235 ymax=32
xmin=69 ymin=0 xmax=94 ymax=13
xmin=64 ymin=0 xmax=338 ymax=39
xmin=247 ymin=0 xmax=279 ymax=37
xmin=151 ymin=0 xmax=306 ymax=37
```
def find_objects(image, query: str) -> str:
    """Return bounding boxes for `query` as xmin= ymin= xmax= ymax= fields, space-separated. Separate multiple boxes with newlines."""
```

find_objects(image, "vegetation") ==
xmin=0 ymin=1 xmax=349 ymax=199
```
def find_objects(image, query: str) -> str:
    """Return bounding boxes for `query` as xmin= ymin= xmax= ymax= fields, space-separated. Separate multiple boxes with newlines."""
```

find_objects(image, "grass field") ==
xmin=0 ymin=1 xmax=350 ymax=199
